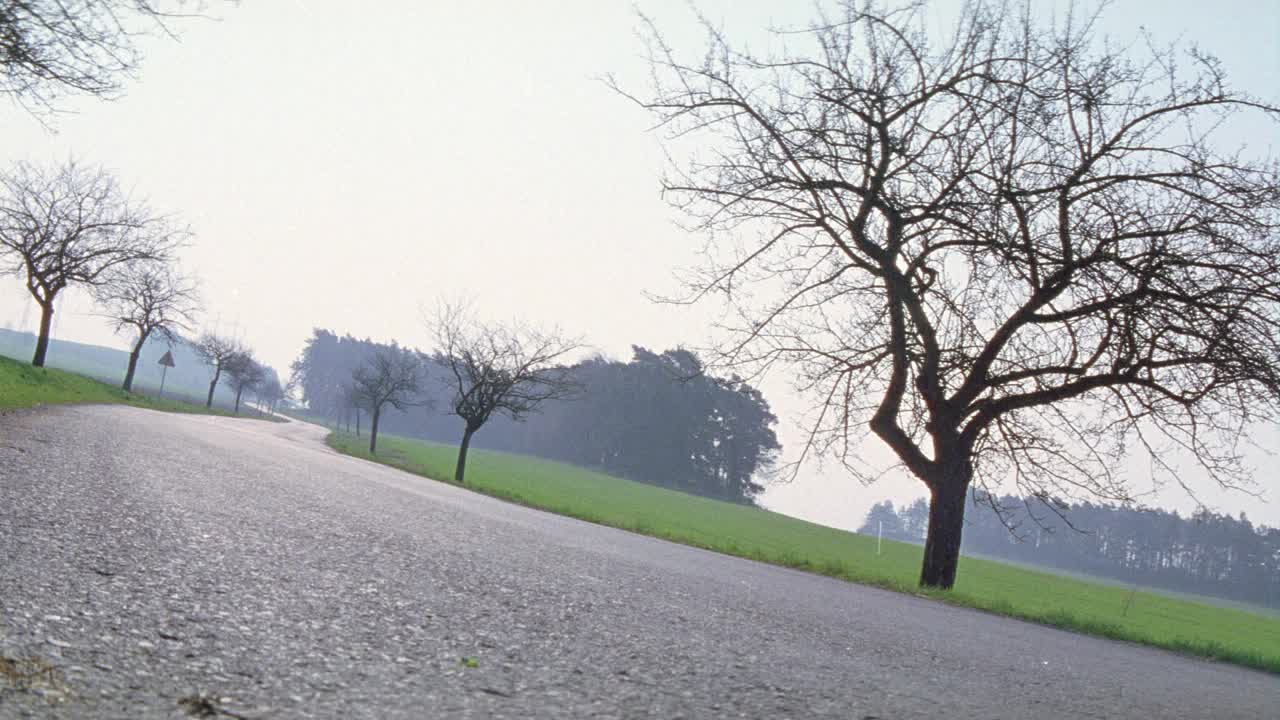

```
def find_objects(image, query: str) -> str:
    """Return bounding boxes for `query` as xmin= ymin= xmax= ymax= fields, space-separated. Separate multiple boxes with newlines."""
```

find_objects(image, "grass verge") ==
xmin=328 ymin=430 xmax=1280 ymax=674
xmin=0 ymin=354 xmax=284 ymax=421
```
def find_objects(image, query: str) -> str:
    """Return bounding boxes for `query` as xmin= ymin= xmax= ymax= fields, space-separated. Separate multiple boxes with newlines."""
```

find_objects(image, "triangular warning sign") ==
xmin=157 ymin=350 xmax=176 ymax=368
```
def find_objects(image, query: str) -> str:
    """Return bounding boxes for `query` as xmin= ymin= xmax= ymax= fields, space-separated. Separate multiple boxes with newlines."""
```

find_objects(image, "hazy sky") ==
xmin=2 ymin=1 xmax=1278 ymax=530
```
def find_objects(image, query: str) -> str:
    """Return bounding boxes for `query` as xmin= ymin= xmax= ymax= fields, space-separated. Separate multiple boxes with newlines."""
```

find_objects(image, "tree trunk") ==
xmin=356 ymin=410 xmax=361 ymax=437
xmin=369 ymin=407 xmax=381 ymax=455
xmin=919 ymin=459 xmax=972 ymax=590
xmin=234 ymin=387 xmax=243 ymax=413
xmin=454 ymin=425 xmax=476 ymax=484
xmin=123 ymin=331 xmax=149 ymax=392
xmin=206 ymin=367 xmax=221 ymax=408
xmin=31 ymin=301 xmax=54 ymax=367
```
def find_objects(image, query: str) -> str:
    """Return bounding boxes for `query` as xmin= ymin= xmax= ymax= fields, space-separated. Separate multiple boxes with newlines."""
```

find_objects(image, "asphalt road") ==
xmin=0 ymin=406 xmax=1274 ymax=719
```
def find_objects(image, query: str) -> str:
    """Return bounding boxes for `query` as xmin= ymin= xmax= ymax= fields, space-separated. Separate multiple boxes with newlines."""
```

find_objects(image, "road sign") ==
xmin=157 ymin=351 xmax=176 ymax=396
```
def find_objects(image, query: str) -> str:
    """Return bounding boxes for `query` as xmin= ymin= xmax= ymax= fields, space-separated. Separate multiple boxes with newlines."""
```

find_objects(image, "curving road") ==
xmin=0 ymin=405 xmax=1274 ymax=718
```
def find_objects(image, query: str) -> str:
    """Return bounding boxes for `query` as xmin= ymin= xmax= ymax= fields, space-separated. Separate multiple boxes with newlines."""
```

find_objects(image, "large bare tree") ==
xmin=193 ymin=332 xmax=242 ymax=409
xmin=94 ymin=261 xmax=199 ymax=392
xmin=0 ymin=159 xmax=185 ymax=367
xmin=350 ymin=347 xmax=424 ymax=455
xmin=622 ymin=1 xmax=1280 ymax=588
xmin=0 ymin=1 xmax=219 ymax=110
xmin=431 ymin=303 xmax=580 ymax=484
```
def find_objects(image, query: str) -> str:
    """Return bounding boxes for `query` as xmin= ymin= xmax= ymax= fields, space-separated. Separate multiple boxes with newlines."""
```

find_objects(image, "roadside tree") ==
xmin=624 ymin=1 xmax=1280 ymax=588
xmin=431 ymin=302 xmax=580 ymax=484
xmin=351 ymin=347 xmax=424 ymax=455
xmin=339 ymin=382 xmax=364 ymax=434
xmin=95 ymin=262 xmax=200 ymax=392
xmin=0 ymin=160 xmax=185 ymax=367
xmin=224 ymin=352 xmax=265 ymax=414
xmin=291 ymin=330 xmax=370 ymax=427
xmin=194 ymin=333 xmax=243 ymax=409
xmin=256 ymin=372 xmax=286 ymax=415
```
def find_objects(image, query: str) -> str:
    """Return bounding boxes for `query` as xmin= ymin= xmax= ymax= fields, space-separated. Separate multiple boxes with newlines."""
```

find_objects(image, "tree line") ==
xmin=290 ymin=324 xmax=781 ymax=505
xmin=0 ymin=158 xmax=283 ymax=414
xmin=861 ymin=496 xmax=1280 ymax=609
xmin=0 ymin=3 xmax=285 ymax=415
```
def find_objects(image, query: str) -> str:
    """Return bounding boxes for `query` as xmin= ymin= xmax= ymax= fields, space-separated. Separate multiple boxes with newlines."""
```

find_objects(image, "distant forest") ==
xmin=862 ymin=495 xmax=1280 ymax=609
xmin=291 ymin=329 xmax=782 ymax=505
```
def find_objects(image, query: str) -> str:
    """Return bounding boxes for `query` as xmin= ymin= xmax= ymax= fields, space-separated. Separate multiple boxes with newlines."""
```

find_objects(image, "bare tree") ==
xmin=255 ymin=371 xmax=285 ymax=415
xmin=350 ymin=347 xmax=424 ymax=455
xmin=194 ymin=332 xmax=242 ymax=409
xmin=431 ymin=302 xmax=581 ymax=484
xmin=282 ymin=374 xmax=299 ymax=410
xmin=94 ymin=261 xmax=199 ymax=392
xmin=224 ymin=352 xmax=264 ymax=414
xmin=622 ymin=1 xmax=1280 ymax=588
xmin=0 ymin=159 xmax=185 ymax=367
xmin=0 ymin=1 xmax=222 ymax=111
xmin=339 ymin=382 xmax=362 ymax=435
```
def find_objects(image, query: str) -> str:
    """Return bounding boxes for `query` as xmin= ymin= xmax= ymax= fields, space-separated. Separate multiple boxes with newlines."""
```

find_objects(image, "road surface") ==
xmin=0 ymin=405 xmax=1274 ymax=718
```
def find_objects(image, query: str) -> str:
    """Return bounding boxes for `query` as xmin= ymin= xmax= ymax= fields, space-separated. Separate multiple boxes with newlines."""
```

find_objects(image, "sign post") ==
xmin=157 ymin=350 xmax=176 ymax=397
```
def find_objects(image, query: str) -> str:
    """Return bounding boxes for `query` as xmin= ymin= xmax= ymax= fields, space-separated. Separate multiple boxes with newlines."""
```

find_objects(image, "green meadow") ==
xmin=328 ymin=430 xmax=1280 ymax=674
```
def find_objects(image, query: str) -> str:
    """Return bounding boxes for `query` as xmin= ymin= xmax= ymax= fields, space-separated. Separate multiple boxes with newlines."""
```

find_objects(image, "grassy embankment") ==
xmin=0 ymin=354 xmax=281 ymax=420
xmin=328 ymin=430 xmax=1280 ymax=674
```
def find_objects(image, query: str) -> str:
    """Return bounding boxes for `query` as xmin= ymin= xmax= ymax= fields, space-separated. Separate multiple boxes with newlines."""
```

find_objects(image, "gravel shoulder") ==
xmin=1 ymin=405 xmax=1274 ymax=719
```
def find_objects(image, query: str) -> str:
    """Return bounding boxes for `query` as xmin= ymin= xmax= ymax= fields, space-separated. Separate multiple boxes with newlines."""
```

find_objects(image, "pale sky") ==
xmin=2 ymin=1 xmax=1278 ymax=530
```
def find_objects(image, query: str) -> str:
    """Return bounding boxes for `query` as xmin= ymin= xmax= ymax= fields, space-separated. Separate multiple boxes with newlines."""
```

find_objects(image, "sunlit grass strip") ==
xmin=326 ymin=430 xmax=1280 ymax=674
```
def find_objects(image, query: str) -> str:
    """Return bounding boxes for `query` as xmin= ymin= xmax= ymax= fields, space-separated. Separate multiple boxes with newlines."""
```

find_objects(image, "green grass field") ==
xmin=328 ymin=430 xmax=1280 ymax=674
xmin=0 ymin=354 xmax=282 ymax=421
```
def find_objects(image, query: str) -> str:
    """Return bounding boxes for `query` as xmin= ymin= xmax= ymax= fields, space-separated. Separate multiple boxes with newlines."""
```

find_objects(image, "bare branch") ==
xmin=0 ymin=1 xmax=231 ymax=112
